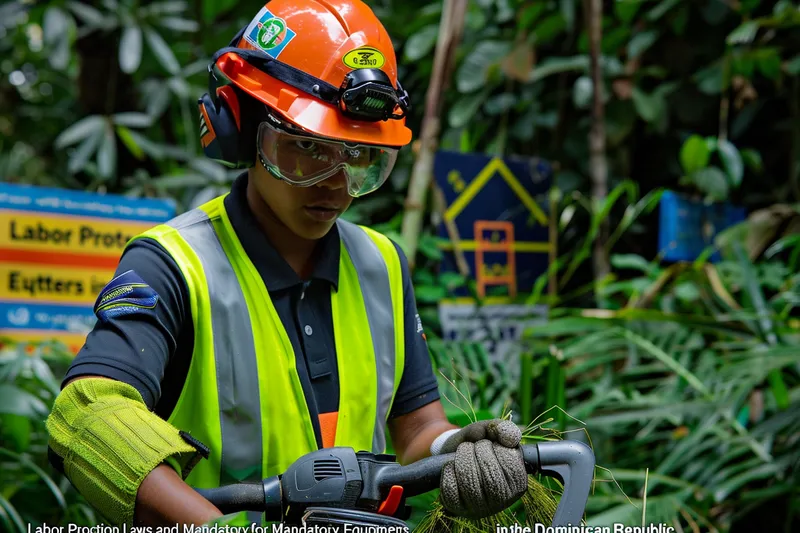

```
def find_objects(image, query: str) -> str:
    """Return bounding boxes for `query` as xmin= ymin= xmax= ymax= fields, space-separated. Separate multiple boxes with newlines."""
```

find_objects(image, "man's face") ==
xmin=250 ymin=159 xmax=353 ymax=240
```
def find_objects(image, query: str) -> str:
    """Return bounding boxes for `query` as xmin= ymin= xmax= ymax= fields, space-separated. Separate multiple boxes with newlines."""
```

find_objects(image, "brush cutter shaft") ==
xmin=195 ymin=441 xmax=595 ymax=527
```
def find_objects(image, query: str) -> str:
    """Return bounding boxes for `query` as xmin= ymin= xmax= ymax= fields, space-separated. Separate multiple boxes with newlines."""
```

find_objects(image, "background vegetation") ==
xmin=1 ymin=0 xmax=798 ymax=531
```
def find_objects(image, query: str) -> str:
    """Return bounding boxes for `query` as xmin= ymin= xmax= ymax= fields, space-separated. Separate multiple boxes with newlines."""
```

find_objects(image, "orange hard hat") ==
xmin=210 ymin=0 xmax=412 ymax=148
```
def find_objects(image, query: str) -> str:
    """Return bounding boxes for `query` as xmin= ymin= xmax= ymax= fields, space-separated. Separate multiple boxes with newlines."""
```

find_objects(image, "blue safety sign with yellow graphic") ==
xmin=434 ymin=151 xmax=554 ymax=303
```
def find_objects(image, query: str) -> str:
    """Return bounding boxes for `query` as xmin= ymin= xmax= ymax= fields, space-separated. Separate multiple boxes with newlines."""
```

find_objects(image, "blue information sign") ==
xmin=433 ymin=151 xmax=554 ymax=302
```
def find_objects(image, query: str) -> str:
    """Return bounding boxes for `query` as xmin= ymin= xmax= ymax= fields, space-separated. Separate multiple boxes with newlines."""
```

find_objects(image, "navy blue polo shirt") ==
xmin=62 ymin=173 xmax=440 ymax=449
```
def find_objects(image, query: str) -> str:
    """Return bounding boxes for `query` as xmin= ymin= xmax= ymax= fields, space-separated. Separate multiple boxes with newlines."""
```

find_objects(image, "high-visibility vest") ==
xmin=130 ymin=194 xmax=406 ymax=488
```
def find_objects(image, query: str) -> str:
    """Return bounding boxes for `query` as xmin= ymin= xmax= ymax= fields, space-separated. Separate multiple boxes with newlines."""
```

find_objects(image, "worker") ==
xmin=45 ymin=0 xmax=528 ymax=527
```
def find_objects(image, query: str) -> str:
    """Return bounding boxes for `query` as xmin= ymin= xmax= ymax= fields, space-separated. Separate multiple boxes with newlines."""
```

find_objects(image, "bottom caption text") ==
xmin=29 ymin=524 xmax=411 ymax=533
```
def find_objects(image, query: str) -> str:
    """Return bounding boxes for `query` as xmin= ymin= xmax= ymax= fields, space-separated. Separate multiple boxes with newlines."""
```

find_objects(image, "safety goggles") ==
xmin=256 ymin=114 xmax=399 ymax=197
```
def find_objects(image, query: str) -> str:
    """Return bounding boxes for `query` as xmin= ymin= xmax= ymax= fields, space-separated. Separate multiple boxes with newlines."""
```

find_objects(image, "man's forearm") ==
xmin=398 ymin=420 xmax=460 ymax=465
xmin=135 ymin=464 xmax=223 ymax=526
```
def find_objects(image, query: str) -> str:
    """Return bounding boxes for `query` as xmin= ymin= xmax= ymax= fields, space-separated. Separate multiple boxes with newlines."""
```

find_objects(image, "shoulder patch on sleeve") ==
xmin=94 ymin=270 xmax=159 ymax=322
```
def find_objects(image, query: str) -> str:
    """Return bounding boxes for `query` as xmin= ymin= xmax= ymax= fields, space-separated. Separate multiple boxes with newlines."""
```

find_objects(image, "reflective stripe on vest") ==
xmin=131 ymin=194 xmax=405 ymax=488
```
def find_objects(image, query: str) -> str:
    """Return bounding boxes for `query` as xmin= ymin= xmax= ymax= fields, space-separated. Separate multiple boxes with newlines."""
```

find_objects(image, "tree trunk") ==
xmin=584 ymin=0 xmax=609 ymax=300
xmin=400 ymin=0 xmax=467 ymax=269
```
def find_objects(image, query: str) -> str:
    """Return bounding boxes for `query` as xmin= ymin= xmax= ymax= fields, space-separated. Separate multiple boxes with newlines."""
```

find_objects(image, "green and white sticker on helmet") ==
xmin=343 ymin=47 xmax=386 ymax=69
xmin=244 ymin=7 xmax=296 ymax=58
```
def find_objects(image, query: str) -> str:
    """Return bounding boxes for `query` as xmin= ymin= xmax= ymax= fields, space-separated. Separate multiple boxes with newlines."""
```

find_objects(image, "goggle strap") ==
xmin=210 ymin=47 xmax=342 ymax=106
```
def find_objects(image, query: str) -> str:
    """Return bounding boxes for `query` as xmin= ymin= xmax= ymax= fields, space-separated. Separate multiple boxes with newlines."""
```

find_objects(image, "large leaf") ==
xmin=54 ymin=115 xmax=105 ymax=149
xmin=119 ymin=25 xmax=143 ymax=74
xmin=529 ymin=56 xmax=588 ymax=83
xmin=448 ymin=89 xmax=490 ymax=128
xmin=727 ymin=20 xmax=759 ymax=45
xmin=0 ymin=448 xmax=67 ymax=510
xmin=65 ymin=1 xmax=109 ymax=28
xmin=121 ymin=129 xmax=165 ymax=159
xmin=628 ymin=30 xmax=659 ymax=59
xmin=610 ymin=254 xmax=658 ymax=275
xmin=716 ymin=139 xmax=744 ymax=187
xmin=519 ymin=3 xmax=546 ymax=30
xmin=145 ymin=28 xmax=180 ymax=75
xmin=631 ymin=87 xmax=664 ymax=123
xmin=647 ymin=0 xmax=682 ymax=21
xmin=691 ymin=167 xmax=729 ymax=201
xmin=572 ymin=76 xmax=593 ymax=109
xmin=116 ymin=125 xmax=145 ymax=160
xmin=0 ymin=385 xmax=48 ymax=418
xmin=67 ymin=125 xmax=104 ymax=174
xmin=42 ymin=7 xmax=72 ymax=70
xmin=755 ymin=48 xmax=782 ymax=81
xmin=113 ymin=112 xmax=153 ymax=128
xmin=615 ymin=0 xmax=642 ymax=22
xmin=0 ymin=494 xmax=24 ymax=533
xmin=680 ymin=135 xmax=711 ymax=174
xmin=0 ymin=414 xmax=31 ymax=452
xmin=455 ymin=41 xmax=512 ymax=93
xmin=740 ymin=148 xmax=763 ymax=173
xmin=96 ymin=121 xmax=117 ymax=179
xmin=483 ymin=93 xmax=517 ymax=115
xmin=786 ymin=55 xmax=800 ymax=76
xmin=694 ymin=62 xmax=724 ymax=95
xmin=158 ymin=17 xmax=200 ymax=32
xmin=560 ymin=0 xmax=576 ymax=32
xmin=145 ymin=83 xmax=172 ymax=118
xmin=404 ymin=25 xmax=439 ymax=62
xmin=534 ymin=14 xmax=567 ymax=45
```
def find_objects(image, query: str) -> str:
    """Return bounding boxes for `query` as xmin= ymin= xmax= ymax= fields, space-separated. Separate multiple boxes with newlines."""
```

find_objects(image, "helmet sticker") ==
xmin=342 ymin=47 xmax=386 ymax=69
xmin=244 ymin=7 xmax=296 ymax=59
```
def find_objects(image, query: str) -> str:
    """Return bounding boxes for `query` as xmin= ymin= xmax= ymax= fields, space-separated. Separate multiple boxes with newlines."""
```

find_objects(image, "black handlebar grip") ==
xmin=194 ymin=477 xmax=282 ymax=519
xmin=375 ymin=453 xmax=452 ymax=498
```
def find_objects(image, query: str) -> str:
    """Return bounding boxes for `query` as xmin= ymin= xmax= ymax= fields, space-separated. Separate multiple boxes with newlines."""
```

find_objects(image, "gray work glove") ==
xmin=431 ymin=419 xmax=528 ymax=519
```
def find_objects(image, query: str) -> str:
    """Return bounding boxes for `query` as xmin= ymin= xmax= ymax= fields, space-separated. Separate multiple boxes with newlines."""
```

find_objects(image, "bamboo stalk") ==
xmin=432 ymin=183 xmax=471 ymax=277
xmin=400 ymin=0 xmax=467 ymax=269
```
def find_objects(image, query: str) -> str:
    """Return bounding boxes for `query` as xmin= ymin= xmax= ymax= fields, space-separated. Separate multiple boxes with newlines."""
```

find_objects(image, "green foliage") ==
xmin=678 ymin=135 xmax=747 ymax=201
xmin=0 ymin=341 xmax=97 ymax=532
xmin=519 ymin=237 xmax=800 ymax=531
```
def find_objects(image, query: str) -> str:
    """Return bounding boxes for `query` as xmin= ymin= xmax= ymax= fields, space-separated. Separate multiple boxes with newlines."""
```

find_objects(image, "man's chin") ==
xmin=292 ymin=219 xmax=337 ymax=241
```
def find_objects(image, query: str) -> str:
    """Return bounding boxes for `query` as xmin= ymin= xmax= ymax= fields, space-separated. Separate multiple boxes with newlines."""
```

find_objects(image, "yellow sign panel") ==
xmin=0 ymin=182 xmax=176 ymax=354
xmin=0 ymin=264 xmax=114 ymax=305
xmin=0 ymin=211 xmax=151 ymax=255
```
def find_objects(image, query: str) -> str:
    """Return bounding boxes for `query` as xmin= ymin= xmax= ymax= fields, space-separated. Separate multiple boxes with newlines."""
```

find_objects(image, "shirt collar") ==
xmin=223 ymin=172 xmax=340 ymax=292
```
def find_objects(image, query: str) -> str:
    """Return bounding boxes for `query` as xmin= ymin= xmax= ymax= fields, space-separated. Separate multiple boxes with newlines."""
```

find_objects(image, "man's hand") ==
xmin=433 ymin=419 xmax=528 ymax=519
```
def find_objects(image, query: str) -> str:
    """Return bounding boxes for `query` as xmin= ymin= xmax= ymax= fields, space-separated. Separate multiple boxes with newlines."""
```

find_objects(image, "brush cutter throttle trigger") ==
xmin=195 ymin=440 xmax=595 ymax=528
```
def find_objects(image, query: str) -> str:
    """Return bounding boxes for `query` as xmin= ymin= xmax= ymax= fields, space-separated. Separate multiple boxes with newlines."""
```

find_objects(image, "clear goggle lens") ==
xmin=256 ymin=121 xmax=399 ymax=197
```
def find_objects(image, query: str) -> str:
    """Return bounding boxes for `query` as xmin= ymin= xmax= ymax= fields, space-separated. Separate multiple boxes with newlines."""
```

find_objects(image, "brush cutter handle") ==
xmin=375 ymin=441 xmax=594 ymax=526
xmin=195 ymin=441 xmax=595 ymax=527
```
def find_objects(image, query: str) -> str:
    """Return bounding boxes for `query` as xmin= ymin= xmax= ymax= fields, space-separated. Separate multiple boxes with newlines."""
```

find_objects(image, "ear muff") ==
xmin=197 ymin=85 xmax=257 ymax=169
